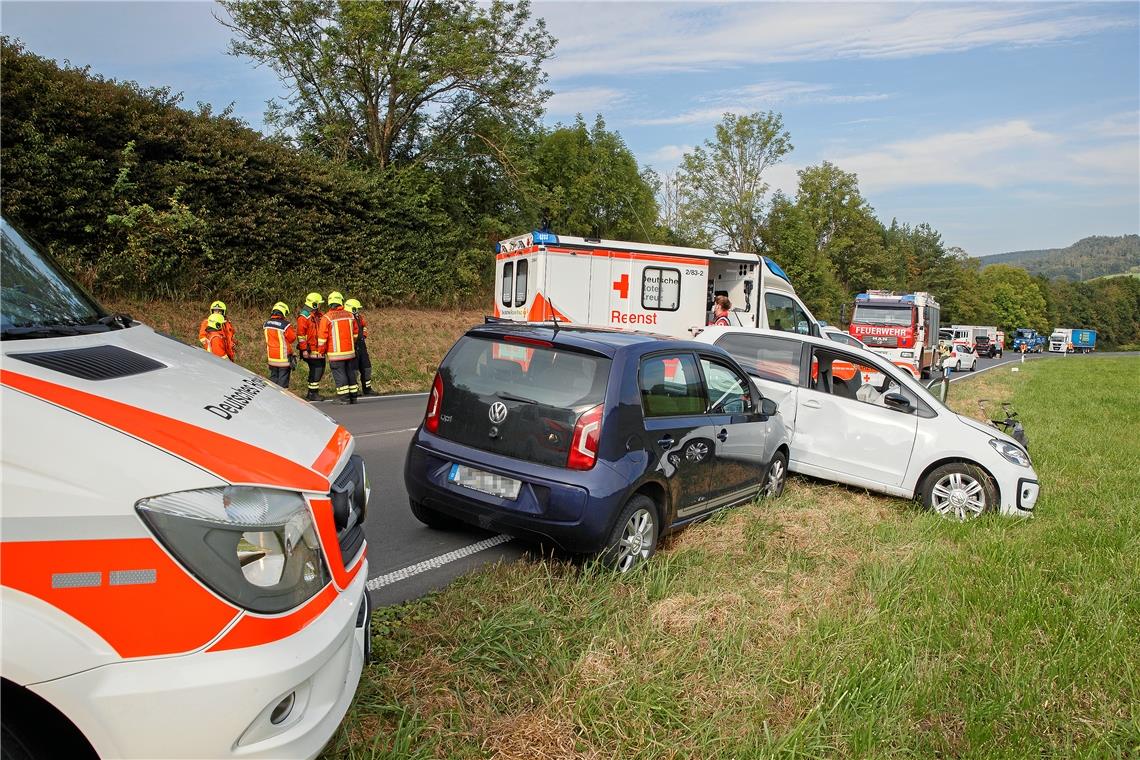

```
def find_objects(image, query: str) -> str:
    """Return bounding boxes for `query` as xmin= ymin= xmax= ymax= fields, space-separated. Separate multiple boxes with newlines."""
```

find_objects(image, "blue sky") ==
xmin=3 ymin=1 xmax=1137 ymax=255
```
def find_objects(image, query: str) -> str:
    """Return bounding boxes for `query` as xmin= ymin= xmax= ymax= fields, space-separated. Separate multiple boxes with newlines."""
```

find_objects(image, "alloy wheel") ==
xmin=930 ymin=472 xmax=986 ymax=520
xmin=763 ymin=457 xmax=786 ymax=498
xmin=616 ymin=508 xmax=655 ymax=572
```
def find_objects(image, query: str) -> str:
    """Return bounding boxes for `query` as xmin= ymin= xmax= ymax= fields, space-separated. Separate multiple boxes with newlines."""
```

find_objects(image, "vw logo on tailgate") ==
xmin=488 ymin=401 xmax=508 ymax=424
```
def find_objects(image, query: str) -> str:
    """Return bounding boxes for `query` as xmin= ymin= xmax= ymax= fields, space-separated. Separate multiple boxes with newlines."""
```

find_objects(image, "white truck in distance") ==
xmin=1049 ymin=329 xmax=1072 ymax=353
xmin=494 ymin=230 xmax=819 ymax=339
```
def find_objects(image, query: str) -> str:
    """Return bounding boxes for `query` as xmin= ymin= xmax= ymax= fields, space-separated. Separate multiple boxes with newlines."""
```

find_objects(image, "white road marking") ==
xmin=366 ymin=534 xmax=514 ymax=591
xmin=354 ymin=427 xmax=419 ymax=439
xmin=949 ymin=355 xmax=1038 ymax=383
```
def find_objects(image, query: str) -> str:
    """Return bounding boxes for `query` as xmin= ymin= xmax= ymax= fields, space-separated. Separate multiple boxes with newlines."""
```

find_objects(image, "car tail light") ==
xmin=567 ymin=404 xmax=603 ymax=470
xmin=425 ymin=372 xmax=443 ymax=433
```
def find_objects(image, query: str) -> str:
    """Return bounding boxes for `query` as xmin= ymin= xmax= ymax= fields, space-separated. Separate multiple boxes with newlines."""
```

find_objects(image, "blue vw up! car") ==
xmin=404 ymin=323 xmax=789 ymax=571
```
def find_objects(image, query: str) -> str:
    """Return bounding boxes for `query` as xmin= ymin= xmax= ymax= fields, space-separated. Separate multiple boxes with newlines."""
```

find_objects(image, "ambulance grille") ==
xmin=10 ymin=345 xmax=166 ymax=380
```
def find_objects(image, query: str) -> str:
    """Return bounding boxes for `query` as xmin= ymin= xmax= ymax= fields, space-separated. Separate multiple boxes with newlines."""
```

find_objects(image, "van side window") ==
xmin=501 ymin=262 xmax=514 ymax=308
xmin=765 ymin=293 xmax=810 ymax=335
xmin=639 ymin=353 xmax=705 ymax=417
xmin=713 ymin=334 xmax=802 ymax=386
xmin=642 ymin=267 xmax=681 ymax=311
xmin=514 ymin=260 xmax=528 ymax=307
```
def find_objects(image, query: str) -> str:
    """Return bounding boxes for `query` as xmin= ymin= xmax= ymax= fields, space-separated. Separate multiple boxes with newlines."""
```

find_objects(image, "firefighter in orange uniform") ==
xmin=264 ymin=301 xmax=297 ymax=389
xmin=202 ymin=313 xmax=230 ymax=359
xmin=317 ymin=291 xmax=359 ymax=404
xmin=297 ymin=292 xmax=325 ymax=401
xmin=198 ymin=300 xmax=237 ymax=360
xmin=344 ymin=298 xmax=376 ymax=396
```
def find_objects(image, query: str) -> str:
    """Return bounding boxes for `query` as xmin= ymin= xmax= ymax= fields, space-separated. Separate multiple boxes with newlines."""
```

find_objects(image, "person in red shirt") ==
xmin=263 ymin=301 xmax=297 ymax=389
xmin=296 ymin=292 xmax=325 ymax=401
xmin=198 ymin=300 xmax=237 ymax=360
xmin=202 ymin=313 xmax=230 ymax=360
xmin=317 ymin=292 xmax=359 ymax=404
xmin=709 ymin=295 xmax=732 ymax=327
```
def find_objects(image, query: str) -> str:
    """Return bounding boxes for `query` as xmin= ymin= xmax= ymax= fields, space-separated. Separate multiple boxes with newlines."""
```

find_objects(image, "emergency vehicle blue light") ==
xmin=494 ymin=242 xmax=502 ymax=253
xmin=763 ymin=258 xmax=790 ymax=283
xmin=901 ymin=294 xmax=915 ymax=303
xmin=532 ymin=230 xmax=558 ymax=245
xmin=856 ymin=293 xmax=869 ymax=301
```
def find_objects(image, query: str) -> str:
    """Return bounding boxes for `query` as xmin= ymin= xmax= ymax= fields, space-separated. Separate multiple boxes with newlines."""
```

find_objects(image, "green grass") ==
xmin=326 ymin=357 xmax=1140 ymax=759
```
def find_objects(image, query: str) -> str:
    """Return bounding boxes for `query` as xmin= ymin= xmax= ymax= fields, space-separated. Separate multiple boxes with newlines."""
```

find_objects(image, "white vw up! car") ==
xmin=694 ymin=326 xmax=1039 ymax=519
xmin=1 ymin=218 xmax=370 ymax=759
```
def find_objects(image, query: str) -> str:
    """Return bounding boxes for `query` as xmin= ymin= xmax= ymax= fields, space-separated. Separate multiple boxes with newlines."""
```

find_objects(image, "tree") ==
xmin=675 ymin=111 xmax=792 ymax=251
xmin=217 ymin=0 xmax=555 ymax=168
xmin=762 ymin=192 xmax=845 ymax=321
xmin=795 ymin=162 xmax=889 ymax=294
xmin=978 ymin=265 xmax=1049 ymax=333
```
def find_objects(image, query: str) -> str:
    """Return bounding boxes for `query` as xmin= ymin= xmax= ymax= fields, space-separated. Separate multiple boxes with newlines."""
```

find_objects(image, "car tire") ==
xmin=920 ymin=463 xmax=998 ymax=521
xmin=760 ymin=449 xmax=788 ymax=499
xmin=409 ymin=498 xmax=462 ymax=530
xmin=598 ymin=494 xmax=660 ymax=573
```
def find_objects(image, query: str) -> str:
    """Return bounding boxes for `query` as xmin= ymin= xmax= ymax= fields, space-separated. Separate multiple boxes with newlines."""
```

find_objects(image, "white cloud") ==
xmin=633 ymin=80 xmax=889 ymax=126
xmin=544 ymin=86 xmax=627 ymax=116
xmin=827 ymin=119 xmax=1139 ymax=193
xmin=537 ymin=3 xmax=1133 ymax=79
xmin=646 ymin=144 xmax=693 ymax=165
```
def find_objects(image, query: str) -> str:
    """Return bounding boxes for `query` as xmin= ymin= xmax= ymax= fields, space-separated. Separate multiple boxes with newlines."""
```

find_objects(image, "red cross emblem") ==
xmin=612 ymin=274 xmax=629 ymax=299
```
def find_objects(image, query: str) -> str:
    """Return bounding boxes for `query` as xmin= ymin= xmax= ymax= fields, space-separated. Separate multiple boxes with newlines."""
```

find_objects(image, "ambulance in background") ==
xmin=493 ymin=230 xmax=820 ymax=339
xmin=1 ymin=217 xmax=370 ymax=759
xmin=845 ymin=291 xmax=941 ymax=379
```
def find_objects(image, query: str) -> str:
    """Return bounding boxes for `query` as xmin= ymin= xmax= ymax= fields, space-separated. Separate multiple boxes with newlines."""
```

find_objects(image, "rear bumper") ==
xmin=405 ymin=433 xmax=630 ymax=554
xmin=31 ymin=567 xmax=369 ymax=760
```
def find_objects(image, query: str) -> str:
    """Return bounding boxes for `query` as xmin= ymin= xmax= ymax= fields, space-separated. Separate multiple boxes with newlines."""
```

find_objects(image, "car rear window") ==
xmin=435 ymin=336 xmax=611 ymax=466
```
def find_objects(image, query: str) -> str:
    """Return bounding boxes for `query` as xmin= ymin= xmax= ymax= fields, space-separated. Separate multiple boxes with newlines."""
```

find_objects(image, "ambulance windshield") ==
xmin=1 ymin=217 xmax=110 ymax=338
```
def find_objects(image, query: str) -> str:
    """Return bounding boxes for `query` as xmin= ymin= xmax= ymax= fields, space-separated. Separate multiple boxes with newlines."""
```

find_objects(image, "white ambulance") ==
xmin=493 ymin=231 xmax=820 ymax=338
xmin=0 ymin=217 xmax=369 ymax=759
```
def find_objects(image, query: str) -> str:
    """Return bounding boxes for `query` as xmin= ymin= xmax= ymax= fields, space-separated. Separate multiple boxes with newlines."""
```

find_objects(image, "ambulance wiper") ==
xmin=496 ymin=391 xmax=538 ymax=405
xmin=0 ymin=324 xmax=83 ymax=340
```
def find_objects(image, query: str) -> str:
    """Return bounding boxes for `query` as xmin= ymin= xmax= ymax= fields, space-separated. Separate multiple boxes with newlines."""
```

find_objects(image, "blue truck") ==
xmin=1072 ymin=329 xmax=1097 ymax=352
xmin=1012 ymin=328 xmax=1046 ymax=353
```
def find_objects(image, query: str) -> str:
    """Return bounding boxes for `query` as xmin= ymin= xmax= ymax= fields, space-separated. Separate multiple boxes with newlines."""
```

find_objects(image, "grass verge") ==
xmin=326 ymin=356 xmax=1139 ymax=758
xmin=105 ymin=298 xmax=486 ymax=396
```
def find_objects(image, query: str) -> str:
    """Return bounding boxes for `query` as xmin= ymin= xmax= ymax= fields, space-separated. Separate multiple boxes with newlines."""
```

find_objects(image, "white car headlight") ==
xmin=137 ymin=486 xmax=328 ymax=613
xmin=900 ymin=351 xmax=914 ymax=358
xmin=989 ymin=438 xmax=1031 ymax=467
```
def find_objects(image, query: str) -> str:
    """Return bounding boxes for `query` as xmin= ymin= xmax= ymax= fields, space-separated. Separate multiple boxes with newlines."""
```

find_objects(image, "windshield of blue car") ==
xmin=1 ymin=218 xmax=110 ymax=338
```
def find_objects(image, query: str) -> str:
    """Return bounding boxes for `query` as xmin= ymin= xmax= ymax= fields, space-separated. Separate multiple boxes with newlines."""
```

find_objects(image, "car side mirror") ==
xmin=760 ymin=398 xmax=778 ymax=418
xmin=883 ymin=393 xmax=912 ymax=411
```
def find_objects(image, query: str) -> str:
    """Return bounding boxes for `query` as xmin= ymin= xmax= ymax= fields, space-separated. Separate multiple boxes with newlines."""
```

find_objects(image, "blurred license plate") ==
xmin=448 ymin=464 xmax=521 ymax=500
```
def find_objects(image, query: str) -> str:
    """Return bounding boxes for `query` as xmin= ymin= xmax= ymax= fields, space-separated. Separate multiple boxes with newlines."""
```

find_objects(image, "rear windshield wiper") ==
xmin=496 ymin=391 xmax=538 ymax=405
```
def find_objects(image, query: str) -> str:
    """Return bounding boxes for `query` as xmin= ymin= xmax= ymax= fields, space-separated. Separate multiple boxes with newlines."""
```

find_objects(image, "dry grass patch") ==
xmin=483 ymin=708 xmax=596 ymax=760
xmin=649 ymin=591 xmax=748 ymax=634
xmin=105 ymin=297 xmax=485 ymax=394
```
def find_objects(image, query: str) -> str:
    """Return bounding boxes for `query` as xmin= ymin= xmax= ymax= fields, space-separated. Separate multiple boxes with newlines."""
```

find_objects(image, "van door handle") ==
xmin=803 ymin=399 xmax=822 ymax=409
xmin=716 ymin=429 xmax=728 ymax=442
xmin=657 ymin=435 xmax=675 ymax=450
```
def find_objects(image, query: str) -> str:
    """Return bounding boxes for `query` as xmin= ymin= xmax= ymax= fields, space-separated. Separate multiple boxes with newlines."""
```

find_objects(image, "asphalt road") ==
xmin=328 ymin=349 xmax=1119 ymax=608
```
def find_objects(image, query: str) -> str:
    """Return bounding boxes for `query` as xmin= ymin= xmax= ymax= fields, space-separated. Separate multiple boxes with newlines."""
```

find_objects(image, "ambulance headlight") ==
xmin=900 ymin=351 xmax=914 ymax=358
xmin=136 ymin=487 xmax=328 ymax=613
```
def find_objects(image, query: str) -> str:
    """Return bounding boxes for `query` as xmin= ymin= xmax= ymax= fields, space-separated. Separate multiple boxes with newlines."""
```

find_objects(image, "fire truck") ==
xmin=493 ymin=230 xmax=820 ymax=338
xmin=846 ymin=290 xmax=941 ymax=378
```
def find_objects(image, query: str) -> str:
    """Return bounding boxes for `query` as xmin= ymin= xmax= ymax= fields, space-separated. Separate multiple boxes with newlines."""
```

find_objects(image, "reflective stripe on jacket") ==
xmin=264 ymin=316 xmax=297 ymax=367
xmin=204 ymin=331 xmax=229 ymax=359
xmin=297 ymin=308 xmax=322 ymax=352
xmin=199 ymin=318 xmax=237 ymax=359
xmin=317 ymin=308 xmax=358 ymax=360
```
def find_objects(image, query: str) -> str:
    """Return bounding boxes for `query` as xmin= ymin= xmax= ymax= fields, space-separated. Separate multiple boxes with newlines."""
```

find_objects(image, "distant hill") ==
xmin=978 ymin=235 xmax=1140 ymax=281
